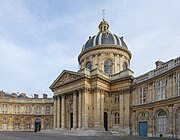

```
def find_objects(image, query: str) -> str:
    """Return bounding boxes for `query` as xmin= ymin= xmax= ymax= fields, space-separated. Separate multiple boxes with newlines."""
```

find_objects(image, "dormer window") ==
xmin=104 ymin=59 xmax=112 ymax=74
xmin=86 ymin=62 xmax=92 ymax=70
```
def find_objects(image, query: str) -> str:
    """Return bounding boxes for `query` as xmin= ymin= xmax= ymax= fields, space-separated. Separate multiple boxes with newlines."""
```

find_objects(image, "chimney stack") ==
xmin=34 ymin=94 xmax=39 ymax=99
xmin=155 ymin=61 xmax=164 ymax=69
xmin=21 ymin=93 xmax=26 ymax=98
xmin=43 ymin=94 xmax=48 ymax=99
xmin=0 ymin=91 xmax=5 ymax=98
xmin=12 ymin=93 xmax=17 ymax=98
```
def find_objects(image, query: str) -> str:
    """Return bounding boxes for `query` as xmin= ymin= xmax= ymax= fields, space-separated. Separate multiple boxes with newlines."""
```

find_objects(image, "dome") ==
xmin=82 ymin=19 xmax=128 ymax=51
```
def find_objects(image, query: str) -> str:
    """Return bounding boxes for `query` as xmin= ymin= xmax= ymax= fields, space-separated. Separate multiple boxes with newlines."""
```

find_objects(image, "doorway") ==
xmin=104 ymin=112 xmax=108 ymax=131
xmin=35 ymin=118 xmax=41 ymax=132
xmin=139 ymin=121 xmax=148 ymax=136
xmin=70 ymin=113 xmax=73 ymax=129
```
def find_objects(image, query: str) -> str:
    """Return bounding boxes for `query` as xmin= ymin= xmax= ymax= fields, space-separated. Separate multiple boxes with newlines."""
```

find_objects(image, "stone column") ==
xmin=100 ymin=93 xmax=104 ymax=129
xmin=152 ymin=82 xmax=155 ymax=101
xmin=8 ymin=117 xmax=13 ymax=131
xmin=61 ymin=95 xmax=65 ymax=129
xmin=152 ymin=109 xmax=155 ymax=137
xmin=78 ymin=90 xmax=82 ymax=128
xmin=120 ymin=94 xmax=124 ymax=128
xmin=41 ymin=118 xmax=44 ymax=130
xmin=93 ymin=54 xmax=98 ymax=69
xmin=131 ymin=111 xmax=136 ymax=135
xmin=57 ymin=95 xmax=60 ymax=128
xmin=119 ymin=55 xmax=123 ymax=71
xmin=134 ymin=111 xmax=138 ymax=136
xmin=173 ymin=73 xmax=177 ymax=96
xmin=94 ymin=89 xmax=101 ymax=129
xmin=149 ymin=108 xmax=153 ymax=136
xmin=82 ymin=88 xmax=89 ymax=129
xmin=20 ymin=117 xmax=24 ymax=131
xmin=73 ymin=92 xmax=77 ymax=129
xmin=53 ymin=97 xmax=57 ymax=129
xmin=93 ymin=91 xmax=97 ymax=128
xmin=168 ymin=104 xmax=174 ymax=137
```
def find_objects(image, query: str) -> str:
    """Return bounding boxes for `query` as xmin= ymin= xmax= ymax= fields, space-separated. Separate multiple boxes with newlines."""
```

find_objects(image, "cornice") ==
xmin=78 ymin=45 xmax=132 ymax=62
xmin=131 ymin=96 xmax=180 ymax=110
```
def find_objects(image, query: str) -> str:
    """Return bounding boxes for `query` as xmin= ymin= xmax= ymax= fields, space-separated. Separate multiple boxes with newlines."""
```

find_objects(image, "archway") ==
xmin=35 ymin=118 xmax=41 ymax=132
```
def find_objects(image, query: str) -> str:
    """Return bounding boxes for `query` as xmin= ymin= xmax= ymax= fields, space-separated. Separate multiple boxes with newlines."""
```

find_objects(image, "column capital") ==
xmin=53 ymin=96 xmax=57 ymax=99
xmin=82 ymin=87 xmax=91 ymax=93
xmin=73 ymin=91 xmax=77 ymax=96
xmin=91 ymin=87 xmax=105 ymax=93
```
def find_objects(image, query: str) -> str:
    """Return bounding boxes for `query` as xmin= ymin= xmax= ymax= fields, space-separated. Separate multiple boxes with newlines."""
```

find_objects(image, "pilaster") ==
xmin=82 ymin=88 xmax=89 ymax=129
xmin=168 ymin=104 xmax=174 ymax=137
xmin=53 ymin=96 xmax=57 ymax=129
xmin=78 ymin=90 xmax=82 ymax=128
xmin=119 ymin=94 xmax=124 ymax=128
xmin=73 ymin=92 xmax=77 ymax=129
xmin=57 ymin=95 xmax=60 ymax=128
xmin=61 ymin=95 xmax=65 ymax=129
xmin=94 ymin=88 xmax=101 ymax=129
xmin=100 ymin=92 xmax=104 ymax=129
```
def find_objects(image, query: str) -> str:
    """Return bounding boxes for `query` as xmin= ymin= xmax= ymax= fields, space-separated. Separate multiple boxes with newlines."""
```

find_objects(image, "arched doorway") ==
xmin=35 ymin=118 xmax=41 ymax=132
xmin=104 ymin=112 xmax=108 ymax=131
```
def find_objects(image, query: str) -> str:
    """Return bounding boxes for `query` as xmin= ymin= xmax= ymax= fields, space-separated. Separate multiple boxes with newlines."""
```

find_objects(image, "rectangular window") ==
xmin=157 ymin=116 xmax=166 ymax=133
xmin=14 ymin=105 xmax=20 ymax=114
xmin=25 ymin=123 xmax=31 ymax=130
xmin=114 ymin=113 xmax=120 ymax=124
xmin=26 ymin=105 xmax=30 ymax=114
xmin=1 ymin=104 xmax=8 ymax=113
xmin=36 ymin=106 xmax=41 ymax=115
xmin=139 ymin=87 xmax=148 ymax=104
xmin=115 ymin=94 xmax=119 ymax=103
xmin=46 ymin=105 xmax=50 ymax=115
xmin=155 ymin=79 xmax=166 ymax=101
xmin=178 ymin=72 xmax=180 ymax=95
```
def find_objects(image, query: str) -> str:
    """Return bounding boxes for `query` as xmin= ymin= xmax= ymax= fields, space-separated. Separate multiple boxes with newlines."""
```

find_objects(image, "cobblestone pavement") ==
xmin=0 ymin=132 xmax=177 ymax=140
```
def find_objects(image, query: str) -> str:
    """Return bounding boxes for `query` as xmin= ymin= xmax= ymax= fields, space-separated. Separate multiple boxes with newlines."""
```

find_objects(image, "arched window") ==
xmin=86 ymin=62 xmax=92 ymax=70
xmin=123 ymin=62 xmax=128 ymax=70
xmin=157 ymin=110 xmax=167 ymax=133
xmin=104 ymin=59 xmax=112 ymax=74
xmin=114 ymin=113 xmax=120 ymax=124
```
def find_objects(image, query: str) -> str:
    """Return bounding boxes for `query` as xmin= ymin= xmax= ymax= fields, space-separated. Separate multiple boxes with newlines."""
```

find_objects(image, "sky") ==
xmin=0 ymin=0 xmax=180 ymax=97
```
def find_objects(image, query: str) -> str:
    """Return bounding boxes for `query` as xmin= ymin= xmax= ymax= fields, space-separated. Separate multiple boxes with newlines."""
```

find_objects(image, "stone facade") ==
xmin=0 ymin=92 xmax=53 ymax=132
xmin=50 ymin=19 xmax=180 ymax=138
xmin=50 ymin=19 xmax=133 ymax=134
xmin=131 ymin=57 xmax=180 ymax=138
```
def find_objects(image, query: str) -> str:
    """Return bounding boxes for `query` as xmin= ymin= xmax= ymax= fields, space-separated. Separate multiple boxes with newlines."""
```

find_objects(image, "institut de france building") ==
xmin=50 ymin=19 xmax=180 ymax=138
xmin=0 ymin=91 xmax=53 ymax=132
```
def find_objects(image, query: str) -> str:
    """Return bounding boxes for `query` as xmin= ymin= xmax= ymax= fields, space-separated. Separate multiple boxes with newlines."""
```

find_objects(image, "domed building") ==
xmin=79 ymin=18 xmax=131 ymax=74
xmin=50 ymin=19 xmax=180 ymax=138
xmin=50 ymin=18 xmax=134 ymax=134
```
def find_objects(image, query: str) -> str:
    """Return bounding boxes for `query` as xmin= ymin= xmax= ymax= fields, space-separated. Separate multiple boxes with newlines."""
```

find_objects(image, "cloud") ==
xmin=0 ymin=0 xmax=180 ymax=97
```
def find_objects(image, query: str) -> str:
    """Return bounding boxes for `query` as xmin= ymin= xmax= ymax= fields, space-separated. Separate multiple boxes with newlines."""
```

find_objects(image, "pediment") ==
xmin=50 ymin=70 xmax=83 ymax=89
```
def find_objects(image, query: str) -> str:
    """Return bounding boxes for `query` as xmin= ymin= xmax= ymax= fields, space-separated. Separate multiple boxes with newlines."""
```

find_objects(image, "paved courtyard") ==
xmin=0 ymin=131 xmax=177 ymax=140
